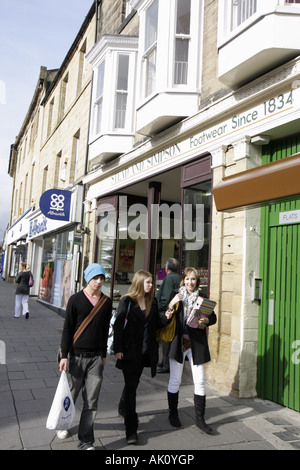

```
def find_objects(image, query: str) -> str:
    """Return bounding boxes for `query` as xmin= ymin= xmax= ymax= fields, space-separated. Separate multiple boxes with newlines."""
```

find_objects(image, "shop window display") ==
xmin=96 ymin=177 xmax=212 ymax=304
xmin=39 ymin=230 xmax=74 ymax=308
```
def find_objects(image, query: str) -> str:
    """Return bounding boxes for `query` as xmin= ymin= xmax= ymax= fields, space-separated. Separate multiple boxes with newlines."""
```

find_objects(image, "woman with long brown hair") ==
xmin=113 ymin=270 xmax=172 ymax=445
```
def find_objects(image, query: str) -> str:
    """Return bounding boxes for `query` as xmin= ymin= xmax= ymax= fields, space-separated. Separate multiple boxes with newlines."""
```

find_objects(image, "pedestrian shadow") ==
xmin=91 ymin=403 xmax=219 ymax=450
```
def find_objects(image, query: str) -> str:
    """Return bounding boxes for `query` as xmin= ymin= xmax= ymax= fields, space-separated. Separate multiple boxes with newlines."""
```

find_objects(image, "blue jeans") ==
xmin=67 ymin=355 xmax=104 ymax=449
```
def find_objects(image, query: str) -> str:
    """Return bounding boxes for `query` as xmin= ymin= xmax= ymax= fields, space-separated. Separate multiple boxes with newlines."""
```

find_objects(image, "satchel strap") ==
xmin=73 ymin=294 xmax=108 ymax=345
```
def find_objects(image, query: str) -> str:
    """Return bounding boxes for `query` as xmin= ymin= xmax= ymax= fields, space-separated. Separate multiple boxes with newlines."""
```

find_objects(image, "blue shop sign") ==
xmin=40 ymin=189 xmax=71 ymax=221
xmin=29 ymin=216 xmax=47 ymax=238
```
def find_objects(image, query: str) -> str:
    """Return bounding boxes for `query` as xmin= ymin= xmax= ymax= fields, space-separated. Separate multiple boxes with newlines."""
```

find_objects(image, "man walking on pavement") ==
xmin=156 ymin=258 xmax=181 ymax=373
xmin=58 ymin=263 xmax=112 ymax=450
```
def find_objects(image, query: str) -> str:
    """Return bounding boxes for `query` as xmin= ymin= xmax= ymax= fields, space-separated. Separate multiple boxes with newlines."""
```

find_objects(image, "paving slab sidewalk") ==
xmin=0 ymin=280 xmax=299 ymax=451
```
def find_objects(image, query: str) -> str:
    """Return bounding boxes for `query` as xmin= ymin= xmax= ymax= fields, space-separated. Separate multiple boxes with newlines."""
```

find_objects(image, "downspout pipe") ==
xmin=79 ymin=0 xmax=101 ymax=284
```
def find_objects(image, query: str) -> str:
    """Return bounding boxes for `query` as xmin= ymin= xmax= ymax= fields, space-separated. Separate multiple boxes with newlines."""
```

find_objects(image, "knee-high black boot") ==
xmin=125 ymin=412 xmax=138 ymax=444
xmin=194 ymin=395 xmax=213 ymax=434
xmin=168 ymin=391 xmax=181 ymax=428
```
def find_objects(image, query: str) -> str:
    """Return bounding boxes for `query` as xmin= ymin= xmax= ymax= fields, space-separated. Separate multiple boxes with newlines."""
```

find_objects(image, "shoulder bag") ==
xmin=29 ymin=271 xmax=34 ymax=287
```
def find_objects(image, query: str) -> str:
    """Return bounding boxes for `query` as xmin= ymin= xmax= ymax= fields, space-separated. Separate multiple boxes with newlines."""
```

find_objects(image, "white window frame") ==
xmin=114 ymin=53 xmax=130 ymax=130
xmin=137 ymin=0 xmax=202 ymax=104
xmin=93 ymin=61 xmax=105 ymax=138
xmin=173 ymin=0 xmax=191 ymax=86
xmin=143 ymin=0 xmax=159 ymax=98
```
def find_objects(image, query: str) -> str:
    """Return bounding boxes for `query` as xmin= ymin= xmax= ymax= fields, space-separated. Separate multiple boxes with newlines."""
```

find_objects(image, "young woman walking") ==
xmin=113 ymin=270 xmax=172 ymax=445
xmin=167 ymin=267 xmax=217 ymax=434
xmin=14 ymin=262 xmax=31 ymax=319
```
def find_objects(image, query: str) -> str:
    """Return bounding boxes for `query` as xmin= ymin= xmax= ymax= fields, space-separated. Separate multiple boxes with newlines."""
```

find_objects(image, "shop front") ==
xmin=28 ymin=185 xmax=83 ymax=313
xmin=84 ymin=59 xmax=300 ymax=399
xmin=93 ymin=154 xmax=213 ymax=305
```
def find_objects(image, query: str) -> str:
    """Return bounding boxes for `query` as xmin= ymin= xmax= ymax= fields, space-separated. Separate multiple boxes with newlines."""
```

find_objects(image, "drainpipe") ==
xmin=94 ymin=0 xmax=101 ymax=44
xmin=79 ymin=0 xmax=101 ymax=285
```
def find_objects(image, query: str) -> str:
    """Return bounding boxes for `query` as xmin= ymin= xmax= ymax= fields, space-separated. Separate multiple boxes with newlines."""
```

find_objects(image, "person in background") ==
xmin=156 ymin=258 xmax=181 ymax=373
xmin=167 ymin=267 xmax=217 ymax=434
xmin=58 ymin=263 xmax=112 ymax=450
xmin=14 ymin=262 xmax=30 ymax=319
xmin=113 ymin=270 xmax=173 ymax=445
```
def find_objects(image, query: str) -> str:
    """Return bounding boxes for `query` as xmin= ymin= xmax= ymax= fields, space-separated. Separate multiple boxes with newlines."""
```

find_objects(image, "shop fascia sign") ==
xmin=28 ymin=213 xmax=70 ymax=240
xmin=107 ymin=89 xmax=296 ymax=190
xmin=7 ymin=207 xmax=33 ymax=245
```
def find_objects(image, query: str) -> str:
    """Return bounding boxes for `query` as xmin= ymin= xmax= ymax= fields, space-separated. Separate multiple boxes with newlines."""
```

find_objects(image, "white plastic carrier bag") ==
xmin=46 ymin=370 xmax=75 ymax=430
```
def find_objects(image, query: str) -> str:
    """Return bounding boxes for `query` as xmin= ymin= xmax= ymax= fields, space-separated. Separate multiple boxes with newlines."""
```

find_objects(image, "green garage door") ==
xmin=257 ymin=137 xmax=300 ymax=412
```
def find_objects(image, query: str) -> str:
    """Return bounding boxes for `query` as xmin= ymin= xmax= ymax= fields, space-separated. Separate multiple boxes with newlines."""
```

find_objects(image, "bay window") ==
xmin=134 ymin=0 xmax=202 ymax=135
xmin=87 ymin=35 xmax=138 ymax=163
xmin=218 ymin=0 xmax=300 ymax=88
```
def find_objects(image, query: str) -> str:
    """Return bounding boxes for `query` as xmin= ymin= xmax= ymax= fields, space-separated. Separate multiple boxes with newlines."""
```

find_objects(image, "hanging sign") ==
xmin=39 ymin=189 xmax=71 ymax=221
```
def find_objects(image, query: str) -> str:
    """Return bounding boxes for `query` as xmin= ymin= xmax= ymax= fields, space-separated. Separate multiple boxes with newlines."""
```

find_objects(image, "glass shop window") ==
xmin=182 ymin=180 xmax=212 ymax=295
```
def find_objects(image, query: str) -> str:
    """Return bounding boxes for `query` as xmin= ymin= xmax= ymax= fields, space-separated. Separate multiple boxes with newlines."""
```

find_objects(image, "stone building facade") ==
xmin=6 ymin=1 xmax=300 ymax=409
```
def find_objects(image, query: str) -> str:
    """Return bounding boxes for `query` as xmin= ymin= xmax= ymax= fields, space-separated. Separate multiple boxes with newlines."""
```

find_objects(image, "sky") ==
xmin=0 ymin=0 xmax=94 ymax=239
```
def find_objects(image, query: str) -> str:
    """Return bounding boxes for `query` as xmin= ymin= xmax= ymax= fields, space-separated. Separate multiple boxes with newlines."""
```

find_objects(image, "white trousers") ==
xmin=168 ymin=347 xmax=206 ymax=396
xmin=14 ymin=294 xmax=29 ymax=317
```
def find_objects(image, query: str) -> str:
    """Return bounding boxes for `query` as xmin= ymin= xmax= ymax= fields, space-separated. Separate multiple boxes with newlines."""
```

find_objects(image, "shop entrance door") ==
xmin=257 ymin=139 xmax=300 ymax=411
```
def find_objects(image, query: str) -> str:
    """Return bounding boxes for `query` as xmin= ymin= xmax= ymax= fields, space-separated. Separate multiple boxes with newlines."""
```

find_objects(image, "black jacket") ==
xmin=113 ymin=295 xmax=168 ymax=377
xmin=15 ymin=271 xmax=30 ymax=295
xmin=168 ymin=289 xmax=217 ymax=365
xmin=60 ymin=290 xmax=112 ymax=358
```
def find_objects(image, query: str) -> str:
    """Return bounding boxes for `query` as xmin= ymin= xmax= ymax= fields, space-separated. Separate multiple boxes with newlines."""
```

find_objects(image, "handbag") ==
xmin=46 ymin=370 xmax=75 ymax=430
xmin=157 ymin=314 xmax=176 ymax=342
xmin=28 ymin=272 xmax=34 ymax=287
xmin=157 ymin=302 xmax=178 ymax=343
xmin=57 ymin=293 xmax=108 ymax=363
